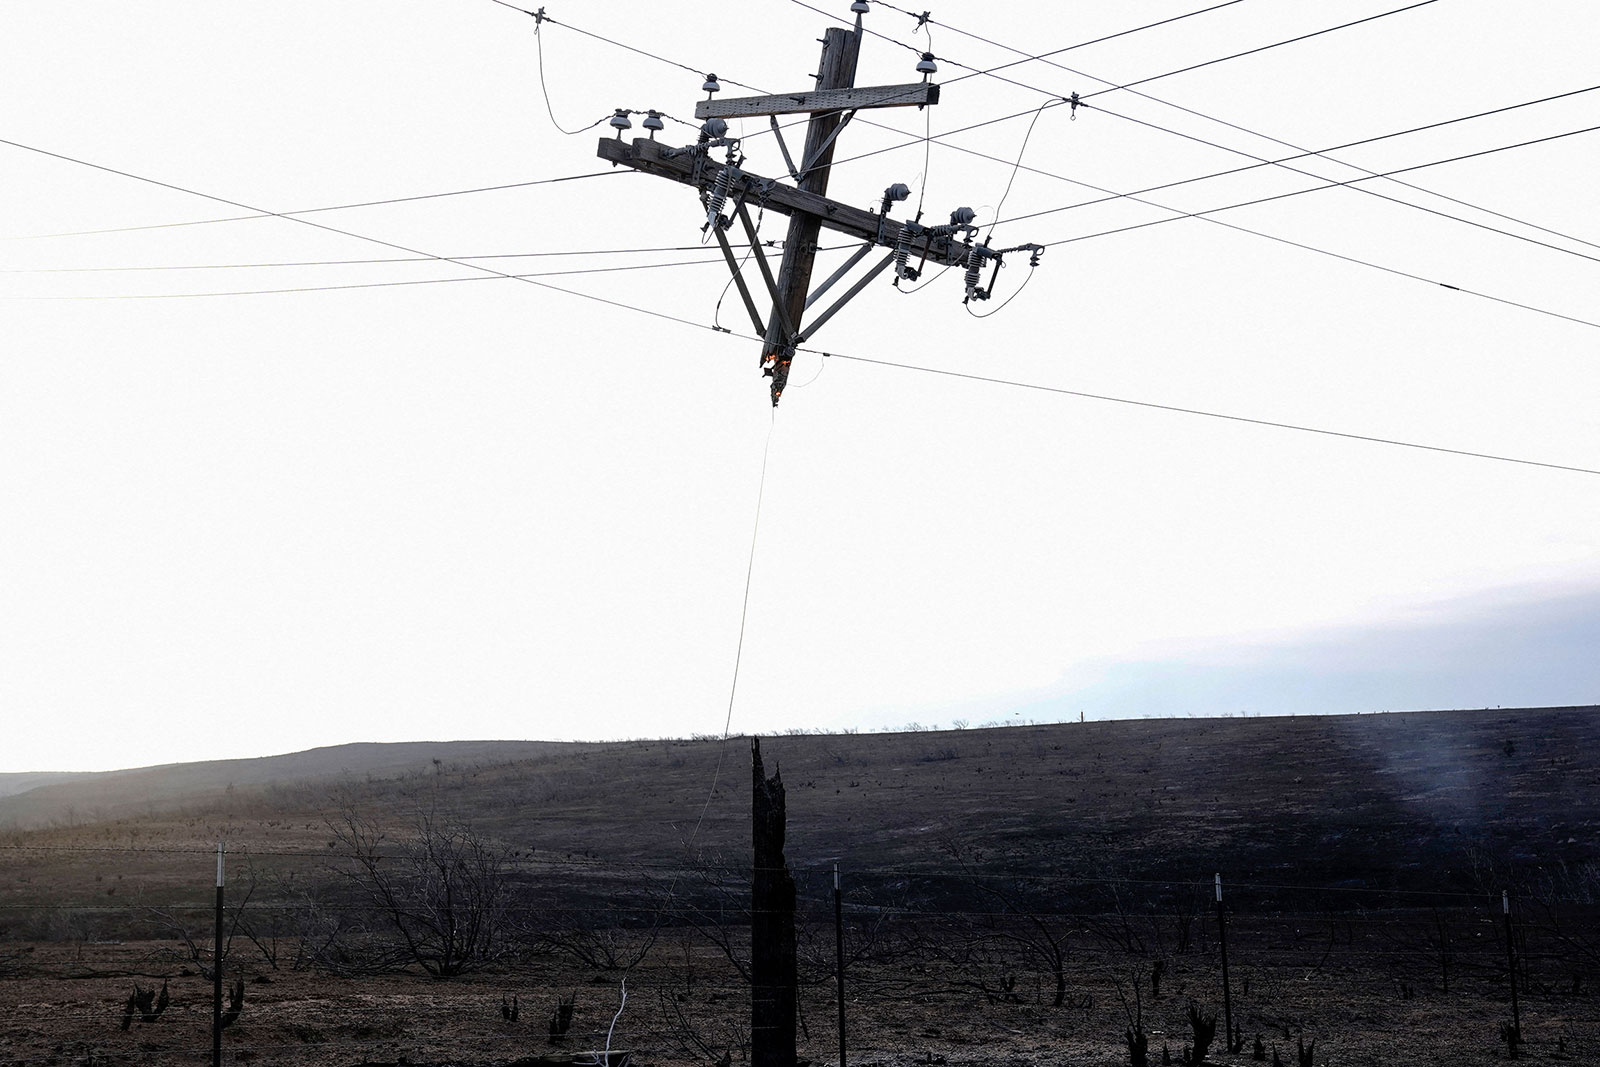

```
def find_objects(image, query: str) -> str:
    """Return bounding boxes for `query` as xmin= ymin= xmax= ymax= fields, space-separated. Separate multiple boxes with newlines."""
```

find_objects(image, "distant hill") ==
xmin=0 ymin=739 xmax=582 ymax=830
xmin=0 ymin=772 xmax=88 ymax=801
xmin=3 ymin=708 xmax=1596 ymax=909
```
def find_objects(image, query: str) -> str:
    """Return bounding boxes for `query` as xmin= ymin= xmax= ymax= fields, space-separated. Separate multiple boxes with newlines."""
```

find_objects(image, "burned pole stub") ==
xmin=751 ymin=737 xmax=797 ymax=1067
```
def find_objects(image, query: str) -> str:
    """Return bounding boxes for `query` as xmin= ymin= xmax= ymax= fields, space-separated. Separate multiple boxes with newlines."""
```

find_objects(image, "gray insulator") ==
xmin=704 ymin=166 xmax=738 ymax=232
xmin=964 ymin=245 xmax=991 ymax=297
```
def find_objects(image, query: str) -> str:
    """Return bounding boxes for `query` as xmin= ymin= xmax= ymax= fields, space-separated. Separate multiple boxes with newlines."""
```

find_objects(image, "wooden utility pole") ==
xmin=597 ymin=9 xmax=976 ymax=407
xmin=759 ymin=25 xmax=860 ymax=404
xmin=752 ymin=738 xmax=797 ymax=1067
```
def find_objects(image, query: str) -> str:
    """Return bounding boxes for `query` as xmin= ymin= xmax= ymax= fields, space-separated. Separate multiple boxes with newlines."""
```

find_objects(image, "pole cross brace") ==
xmin=596 ymin=137 xmax=970 ymax=268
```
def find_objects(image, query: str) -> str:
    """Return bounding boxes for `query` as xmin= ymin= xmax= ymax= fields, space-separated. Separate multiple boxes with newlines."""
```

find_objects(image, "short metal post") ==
xmin=1504 ymin=890 xmax=1521 ymax=1044
xmin=834 ymin=864 xmax=846 ymax=1067
xmin=1216 ymin=874 xmax=1234 ymax=1052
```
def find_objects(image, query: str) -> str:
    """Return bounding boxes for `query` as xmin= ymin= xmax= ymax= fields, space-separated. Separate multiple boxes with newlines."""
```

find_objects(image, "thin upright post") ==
xmin=834 ymin=863 xmax=846 ymax=1067
xmin=213 ymin=843 xmax=224 ymax=1067
xmin=1216 ymin=874 xmax=1234 ymax=1052
xmin=1504 ymin=890 xmax=1521 ymax=1042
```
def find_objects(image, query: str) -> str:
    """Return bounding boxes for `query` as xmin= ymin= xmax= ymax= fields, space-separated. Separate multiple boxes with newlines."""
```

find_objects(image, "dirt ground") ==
xmin=3 ymin=931 xmax=1596 ymax=1067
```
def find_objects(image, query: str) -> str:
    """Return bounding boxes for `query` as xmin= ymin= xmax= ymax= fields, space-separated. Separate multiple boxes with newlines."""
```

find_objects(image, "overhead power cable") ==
xmin=867 ymin=0 xmax=1251 ymax=69
xmin=826 ymin=353 xmax=1600 ymax=478
xmin=1006 ymin=87 xmax=1600 ymax=250
xmin=825 ymin=110 xmax=1600 ymax=330
xmin=1 ymin=254 xmax=736 ymax=301
xmin=852 ymin=2 xmax=1600 ymax=260
xmin=2 ymin=170 xmax=630 ymax=242
xmin=1 ymin=245 xmax=746 ymax=274
xmin=810 ymin=17 xmax=1600 ymax=266
xmin=1029 ymin=113 xmax=1600 ymax=268
xmin=0 ymin=136 xmax=747 ymax=341
xmin=487 ymin=0 xmax=760 ymax=92
xmin=1079 ymin=0 xmax=1442 ymax=99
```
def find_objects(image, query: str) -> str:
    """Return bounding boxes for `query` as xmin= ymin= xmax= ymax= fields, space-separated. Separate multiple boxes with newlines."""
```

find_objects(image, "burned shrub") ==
xmin=1185 ymin=1002 xmax=1217 ymax=1065
xmin=119 ymin=979 xmax=169 ymax=1030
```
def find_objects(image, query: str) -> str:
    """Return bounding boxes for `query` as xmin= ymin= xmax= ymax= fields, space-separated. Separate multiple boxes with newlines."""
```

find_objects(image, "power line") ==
xmin=856 ymin=5 xmax=1600 ymax=261
xmin=870 ymin=0 xmax=1250 ymax=73
xmin=0 ymin=246 xmax=740 ymax=274
xmin=487 ymin=0 xmax=761 ymax=92
xmin=824 ymin=353 xmax=1600 ymax=478
xmin=1010 ymin=86 xmax=1600 ymax=249
xmin=822 ymin=111 xmax=1600 ymax=331
xmin=1029 ymin=112 xmax=1600 ymax=266
xmin=0 ymin=135 xmax=751 ymax=341
xmin=1080 ymin=0 xmax=1442 ymax=100
xmin=1 ymin=170 xmax=631 ymax=242
xmin=0 ymin=254 xmax=738 ymax=301
xmin=806 ymin=22 xmax=1600 ymax=271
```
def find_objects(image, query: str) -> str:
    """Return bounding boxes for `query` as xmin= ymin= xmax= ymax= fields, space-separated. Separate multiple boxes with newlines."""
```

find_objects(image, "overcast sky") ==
xmin=3 ymin=0 xmax=1596 ymax=773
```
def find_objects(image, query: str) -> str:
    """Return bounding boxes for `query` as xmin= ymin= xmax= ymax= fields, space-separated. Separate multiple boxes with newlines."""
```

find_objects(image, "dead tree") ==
xmin=751 ymin=738 xmax=797 ymax=1067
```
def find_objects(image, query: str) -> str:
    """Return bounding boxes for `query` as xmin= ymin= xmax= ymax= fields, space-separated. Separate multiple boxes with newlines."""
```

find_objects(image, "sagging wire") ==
xmin=529 ymin=7 xmax=703 ymax=138
xmin=963 ymin=256 xmax=1039 ymax=318
xmin=913 ymin=96 xmax=933 ymax=221
xmin=895 ymin=261 xmax=954 ymax=295
xmin=712 ymin=205 xmax=767 ymax=331
xmin=616 ymin=407 xmax=781 ymax=982
xmin=531 ymin=9 xmax=606 ymax=135
xmin=785 ymin=351 xmax=828 ymax=392
xmin=985 ymin=98 xmax=1060 ymax=246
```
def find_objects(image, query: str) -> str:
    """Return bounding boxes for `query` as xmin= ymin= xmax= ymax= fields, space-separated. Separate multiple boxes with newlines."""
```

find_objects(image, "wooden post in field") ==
xmin=213 ymin=843 xmax=224 ymax=1067
xmin=752 ymin=739 xmax=796 ymax=1067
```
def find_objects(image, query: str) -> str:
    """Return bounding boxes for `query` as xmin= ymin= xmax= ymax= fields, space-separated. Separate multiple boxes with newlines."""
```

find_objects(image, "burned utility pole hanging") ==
xmin=597 ymin=1 xmax=1042 ymax=407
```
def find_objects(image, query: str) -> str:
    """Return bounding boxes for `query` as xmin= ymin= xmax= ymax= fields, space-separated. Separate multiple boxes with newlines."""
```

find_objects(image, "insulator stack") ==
xmin=893 ymin=230 xmax=917 ymax=284
xmin=703 ymin=166 xmax=737 ymax=233
xmin=963 ymin=244 xmax=991 ymax=301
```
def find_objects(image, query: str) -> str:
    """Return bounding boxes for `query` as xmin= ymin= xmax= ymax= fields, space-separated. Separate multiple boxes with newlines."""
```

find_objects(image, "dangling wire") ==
xmin=985 ymin=99 xmax=1057 ymax=244
xmin=912 ymin=13 xmax=935 ymax=221
xmin=913 ymin=103 xmax=933 ymax=221
xmin=534 ymin=18 xmax=606 ymax=135
xmin=712 ymin=206 xmax=766 ymax=329
xmin=964 ymin=260 xmax=1038 ymax=318
xmin=786 ymin=351 xmax=828 ymax=392
xmin=895 ymin=261 xmax=955 ymax=295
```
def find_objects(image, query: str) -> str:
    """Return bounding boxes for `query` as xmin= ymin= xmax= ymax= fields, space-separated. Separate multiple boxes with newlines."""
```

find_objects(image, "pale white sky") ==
xmin=2 ymin=0 xmax=1596 ymax=772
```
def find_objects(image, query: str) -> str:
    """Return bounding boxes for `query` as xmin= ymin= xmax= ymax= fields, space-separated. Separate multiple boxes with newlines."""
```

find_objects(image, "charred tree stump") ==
xmin=752 ymin=738 xmax=797 ymax=1067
